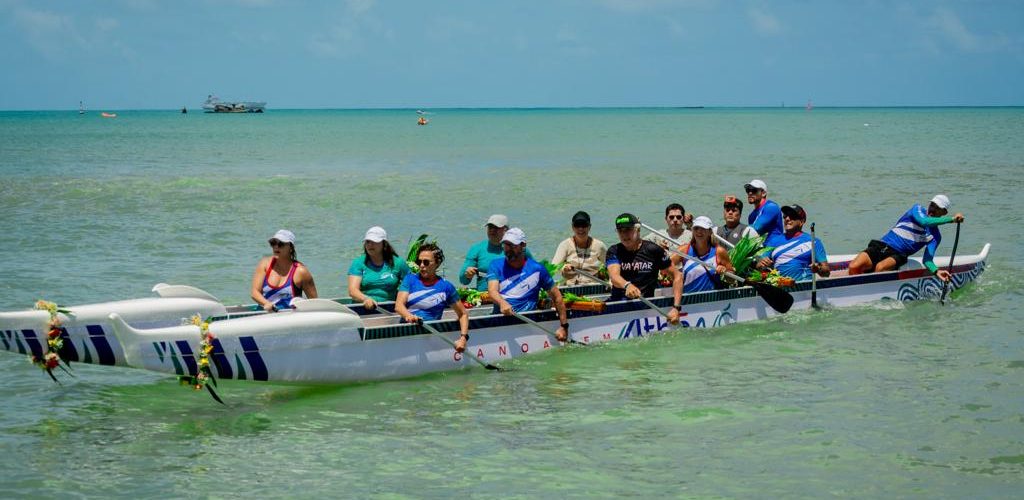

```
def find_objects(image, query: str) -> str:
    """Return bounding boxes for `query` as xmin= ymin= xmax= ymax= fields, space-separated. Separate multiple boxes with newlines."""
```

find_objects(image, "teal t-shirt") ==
xmin=458 ymin=240 xmax=535 ymax=291
xmin=347 ymin=255 xmax=411 ymax=302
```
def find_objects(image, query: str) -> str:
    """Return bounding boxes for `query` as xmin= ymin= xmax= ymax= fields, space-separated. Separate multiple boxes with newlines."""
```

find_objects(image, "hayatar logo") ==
xmin=620 ymin=261 xmax=654 ymax=272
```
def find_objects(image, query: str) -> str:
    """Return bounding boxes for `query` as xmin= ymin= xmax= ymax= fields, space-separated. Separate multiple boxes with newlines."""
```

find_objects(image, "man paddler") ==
xmin=460 ymin=214 xmax=533 ymax=291
xmin=755 ymin=204 xmax=830 ymax=281
xmin=606 ymin=213 xmax=682 ymax=324
xmin=487 ymin=228 xmax=569 ymax=342
xmin=848 ymin=194 xmax=965 ymax=282
xmin=744 ymin=179 xmax=786 ymax=247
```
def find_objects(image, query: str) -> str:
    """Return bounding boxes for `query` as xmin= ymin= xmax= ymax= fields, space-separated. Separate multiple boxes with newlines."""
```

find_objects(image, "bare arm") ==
xmin=488 ymin=278 xmax=512 ymax=315
xmin=296 ymin=265 xmax=318 ymax=299
xmin=347 ymin=275 xmax=376 ymax=309
xmin=452 ymin=301 xmax=470 ymax=352
xmin=546 ymin=286 xmax=569 ymax=342
xmin=394 ymin=290 xmax=417 ymax=322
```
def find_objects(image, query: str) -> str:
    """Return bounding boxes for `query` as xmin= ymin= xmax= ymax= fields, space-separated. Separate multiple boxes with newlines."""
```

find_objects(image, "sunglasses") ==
xmin=745 ymin=189 xmax=760 ymax=195
xmin=724 ymin=205 xmax=741 ymax=211
xmin=268 ymin=239 xmax=287 ymax=247
xmin=667 ymin=215 xmax=684 ymax=221
xmin=415 ymin=259 xmax=434 ymax=266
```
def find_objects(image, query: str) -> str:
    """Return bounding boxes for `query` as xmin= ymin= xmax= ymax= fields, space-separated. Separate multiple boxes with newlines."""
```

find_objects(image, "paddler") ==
xmin=715 ymin=195 xmax=758 ymax=247
xmin=755 ymin=205 xmax=830 ymax=281
xmin=487 ymin=228 xmax=569 ymax=342
xmin=744 ymin=179 xmax=786 ymax=247
xmin=459 ymin=214 xmax=533 ymax=292
xmin=347 ymin=226 xmax=411 ymax=310
xmin=644 ymin=203 xmax=692 ymax=250
xmin=250 ymin=229 xmax=318 ymax=312
xmin=672 ymin=216 xmax=734 ymax=292
xmin=395 ymin=243 xmax=470 ymax=353
xmin=848 ymin=194 xmax=965 ymax=281
xmin=551 ymin=210 xmax=607 ymax=285
xmin=606 ymin=213 xmax=682 ymax=324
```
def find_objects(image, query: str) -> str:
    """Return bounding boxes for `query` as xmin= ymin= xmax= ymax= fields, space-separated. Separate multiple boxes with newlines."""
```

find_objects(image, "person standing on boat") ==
xmin=250 ymin=229 xmax=318 ymax=312
xmin=488 ymin=228 xmax=569 ymax=342
xmin=755 ymin=205 xmax=830 ymax=281
xmin=673 ymin=216 xmax=734 ymax=293
xmin=715 ymin=195 xmax=759 ymax=247
xmin=847 ymin=195 xmax=965 ymax=281
xmin=396 ymin=243 xmax=470 ymax=353
xmin=744 ymin=179 xmax=786 ymax=247
xmin=606 ymin=213 xmax=682 ymax=324
xmin=644 ymin=203 xmax=692 ymax=250
xmin=348 ymin=226 xmax=411 ymax=310
xmin=551 ymin=211 xmax=607 ymax=285
xmin=459 ymin=214 xmax=533 ymax=292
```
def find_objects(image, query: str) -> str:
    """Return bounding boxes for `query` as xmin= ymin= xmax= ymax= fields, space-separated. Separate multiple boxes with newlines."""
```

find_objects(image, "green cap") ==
xmin=615 ymin=213 xmax=640 ymax=229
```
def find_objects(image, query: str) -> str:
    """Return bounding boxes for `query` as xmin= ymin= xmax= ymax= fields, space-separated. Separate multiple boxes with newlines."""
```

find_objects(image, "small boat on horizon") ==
xmin=101 ymin=112 xmax=117 ymax=118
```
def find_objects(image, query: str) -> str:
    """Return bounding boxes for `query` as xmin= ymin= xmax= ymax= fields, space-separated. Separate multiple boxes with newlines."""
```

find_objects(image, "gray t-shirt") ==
xmin=715 ymin=223 xmax=758 ymax=247
xmin=643 ymin=229 xmax=692 ymax=249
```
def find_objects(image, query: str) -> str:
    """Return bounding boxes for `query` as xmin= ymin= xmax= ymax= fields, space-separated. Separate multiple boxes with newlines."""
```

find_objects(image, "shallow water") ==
xmin=1 ymin=108 xmax=1022 ymax=497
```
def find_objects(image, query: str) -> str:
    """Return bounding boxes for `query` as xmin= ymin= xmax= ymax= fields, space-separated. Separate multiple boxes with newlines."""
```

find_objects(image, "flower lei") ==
xmin=748 ymin=268 xmax=796 ymax=288
xmin=32 ymin=300 xmax=74 ymax=383
xmin=179 ymin=314 xmax=224 ymax=404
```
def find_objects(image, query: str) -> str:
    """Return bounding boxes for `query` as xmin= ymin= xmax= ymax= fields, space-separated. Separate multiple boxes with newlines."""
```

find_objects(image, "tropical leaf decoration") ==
xmin=729 ymin=234 xmax=772 ymax=278
xmin=405 ymin=234 xmax=435 ymax=273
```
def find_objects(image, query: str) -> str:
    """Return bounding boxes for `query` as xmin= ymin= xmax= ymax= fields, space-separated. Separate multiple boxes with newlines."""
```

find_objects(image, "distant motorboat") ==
xmin=101 ymin=112 xmax=117 ymax=118
xmin=79 ymin=101 xmax=84 ymax=115
xmin=203 ymin=95 xmax=265 ymax=113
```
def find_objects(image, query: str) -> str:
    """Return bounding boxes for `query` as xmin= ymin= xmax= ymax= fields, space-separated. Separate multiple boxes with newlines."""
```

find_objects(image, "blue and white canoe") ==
xmin=0 ymin=246 xmax=990 ymax=384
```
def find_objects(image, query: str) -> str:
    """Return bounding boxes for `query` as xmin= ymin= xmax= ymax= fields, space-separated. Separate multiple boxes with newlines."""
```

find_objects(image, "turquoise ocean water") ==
xmin=1 ymin=108 xmax=1022 ymax=497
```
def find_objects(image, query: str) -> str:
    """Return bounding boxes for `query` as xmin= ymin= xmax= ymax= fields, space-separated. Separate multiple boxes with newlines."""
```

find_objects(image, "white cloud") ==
xmin=926 ymin=7 xmax=979 ymax=51
xmin=747 ymin=7 xmax=782 ymax=36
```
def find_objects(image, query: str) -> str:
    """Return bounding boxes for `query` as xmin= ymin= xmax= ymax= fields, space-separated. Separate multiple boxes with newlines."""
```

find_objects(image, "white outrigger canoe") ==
xmin=0 ymin=246 xmax=989 ymax=385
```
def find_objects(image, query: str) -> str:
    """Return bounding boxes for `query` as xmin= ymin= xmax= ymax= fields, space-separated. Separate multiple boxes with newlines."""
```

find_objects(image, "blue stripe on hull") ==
xmin=238 ymin=336 xmax=268 ymax=381
xmin=86 ymin=325 xmax=116 ymax=365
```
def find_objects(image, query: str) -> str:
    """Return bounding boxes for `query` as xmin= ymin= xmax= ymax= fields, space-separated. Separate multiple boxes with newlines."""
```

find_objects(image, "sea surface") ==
xmin=1 ymin=107 xmax=1022 ymax=497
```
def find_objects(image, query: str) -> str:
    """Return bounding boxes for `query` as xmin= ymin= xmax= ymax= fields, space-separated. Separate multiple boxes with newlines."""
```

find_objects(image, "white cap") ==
xmin=485 ymin=214 xmax=509 ymax=228
xmin=270 ymin=229 xmax=295 ymax=244
xmin=930 ymin=194 xmax=951 ymax=210
xmin=745 ymin=179 xmax=768 ymax=191
xmin=692 ymin=216 xmax=714 ymax=229
xmin=501 ymin=227 xmax=527 ymax=245
xmin=363 ymin=226 xmax=387 ymax=242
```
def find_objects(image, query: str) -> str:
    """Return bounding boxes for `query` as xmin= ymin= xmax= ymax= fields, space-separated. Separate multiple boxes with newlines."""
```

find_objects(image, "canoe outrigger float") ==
xmin=0 ymin=246 xmax=989 ymax=386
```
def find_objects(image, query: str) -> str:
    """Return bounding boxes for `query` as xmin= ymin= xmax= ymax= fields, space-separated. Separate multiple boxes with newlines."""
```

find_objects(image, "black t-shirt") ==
xmin=606 ymin=240 xmax=671 ymax=299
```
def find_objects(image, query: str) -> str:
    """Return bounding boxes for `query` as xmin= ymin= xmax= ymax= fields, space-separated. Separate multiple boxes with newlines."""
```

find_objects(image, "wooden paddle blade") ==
xmin=749 ymin=281 xmax=794 ymax=313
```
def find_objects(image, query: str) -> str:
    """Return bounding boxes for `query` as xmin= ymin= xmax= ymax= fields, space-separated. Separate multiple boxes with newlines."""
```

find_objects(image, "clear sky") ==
xmin=2 ymin=0 xmax=1022 ymax=110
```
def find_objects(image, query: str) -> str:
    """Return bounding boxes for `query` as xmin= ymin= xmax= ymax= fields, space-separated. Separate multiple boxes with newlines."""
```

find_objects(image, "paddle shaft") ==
xmin=512 ymin=312 xmax=572 ymax=344
xmin=640 ymin=223 xmax=746 ymax=282
xmin=574 ymin=268 xmax=675 ymax=320
xmin=420 ymin=321 xmax=499 ymax=371
xmin=940 ymin=222 xmax=962 ymax=305
xmin=810 ymin=222 xmax=819 ymax=309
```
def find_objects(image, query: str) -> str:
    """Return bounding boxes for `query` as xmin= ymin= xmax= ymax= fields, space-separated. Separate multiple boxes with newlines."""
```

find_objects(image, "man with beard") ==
xmin=487 ymin=228 xmax=569 ymax=342
xmin=606 ymin=213 xmax=682 ymax=325
xmin=755 ymin=204 xmax=830 ymax=281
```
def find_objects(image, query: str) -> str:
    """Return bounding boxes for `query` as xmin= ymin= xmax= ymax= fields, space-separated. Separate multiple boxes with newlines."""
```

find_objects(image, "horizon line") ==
xmin=3 ymin=104 xmax=1023 ymax=112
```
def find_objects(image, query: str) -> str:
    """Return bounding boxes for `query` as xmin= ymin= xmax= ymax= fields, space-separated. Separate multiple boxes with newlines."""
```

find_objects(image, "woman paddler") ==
xmin=347 ymin=226 xmax=411 ymax=310
xmin=395 ymin=243 xmax=470 ymax=353
xmin=671 ymin=216 xmax=734 ymax=293
xmin=250 ymin=229 xmax=318 ymax=312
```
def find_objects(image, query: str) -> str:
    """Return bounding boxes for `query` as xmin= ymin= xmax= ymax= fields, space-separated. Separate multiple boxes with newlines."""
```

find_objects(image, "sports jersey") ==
xmin=749 ymin=199 xmax=786 ymax=247
xmin=347 ymin=255 xmax=411 ymax=302
xmin=606 ymin=240 xmax=672 ymax=300
xmin=487 ymin=257 xmax=554 ymax=313
xmin=770 ymin=232 xmax=828 ymax=281
xmin=878 ymin=204 xmax=952 ymax=272
xmin=262 ymin=257 xmax=300 ymax=310
xmin=682 ymin=245 xmax=718 ymax=293
xmin=399 ymin=274 xmax=458 ymax=321
xmin=459 ymin=241 xmax=534 ymax=291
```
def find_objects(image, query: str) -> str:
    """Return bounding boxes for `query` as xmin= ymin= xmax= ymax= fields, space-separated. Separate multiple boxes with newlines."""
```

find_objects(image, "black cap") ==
xmin=781 ymin=204 xmax=807 ymax=221
xmin=571 ymin=211 xmax=591 ymax=227
xmin=615 ymin=213 xmax=640 ymax=229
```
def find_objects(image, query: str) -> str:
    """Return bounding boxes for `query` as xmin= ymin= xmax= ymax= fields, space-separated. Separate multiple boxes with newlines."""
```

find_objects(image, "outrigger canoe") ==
xmin=0 ymin=246 xmax=989 ymax=385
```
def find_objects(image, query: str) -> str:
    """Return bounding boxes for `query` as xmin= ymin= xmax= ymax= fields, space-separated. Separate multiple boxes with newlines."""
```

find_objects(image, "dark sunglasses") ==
xmin=415 ymin=259 xmax=434 ymax=266
xmin=724 ymin=204 xmax=741 ymax=211
xmin=667 ymin=214 xmax=684 ymax=221
xmin=268 ymin=239 xmax=287 ymax=247
xmin=745 ymin=189 xmax=760 ymax=195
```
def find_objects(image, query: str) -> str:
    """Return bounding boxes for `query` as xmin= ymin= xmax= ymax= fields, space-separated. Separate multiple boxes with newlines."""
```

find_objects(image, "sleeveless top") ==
xmin=262 ymin=257 xmax=300 ymax=310
xmin=682 ymin=244 xmax=718 ymax=293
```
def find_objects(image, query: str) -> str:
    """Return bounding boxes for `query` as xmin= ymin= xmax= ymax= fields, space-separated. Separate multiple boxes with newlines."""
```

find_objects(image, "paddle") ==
xmin=573 ymin=268 xmax=676 ymax=322
xmin=810 ymin=222 xmax=820 ymax=310
xmin=420 ymin=320 xmax=500 ymax=371
xmin=510 ymin=311 xmax=580 ymax=345
xmin=640 ymin=222 xmax=793 ymax=314
xmin=939 ymin=222 xmax=962 ymax=305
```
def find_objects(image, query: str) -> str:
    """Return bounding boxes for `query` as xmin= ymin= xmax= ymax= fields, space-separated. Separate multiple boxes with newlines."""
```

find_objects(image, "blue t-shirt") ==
xmin=399 ymin=274 xmax=458 ymax=321
xmin=771 ymin=232 xmax=828 ymax=281
xmin=487 ymin=257 xmax=555 ymax=313
xmin=459 ymin=240 xmax=534 ymax=291
xmin=749 ymin=199 xmax=786 ymax=248
xmin=878 ymin=204 xmax=951 ymax=272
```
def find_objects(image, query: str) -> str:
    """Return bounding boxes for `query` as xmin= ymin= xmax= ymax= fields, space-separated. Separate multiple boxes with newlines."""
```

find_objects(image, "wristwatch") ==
xmin=460 ymin=333 xmax=470 ymax=341
xmin=672 ymin=304 xmax=682 ymax=311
